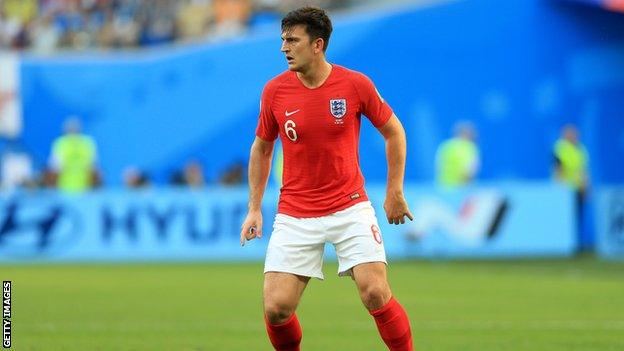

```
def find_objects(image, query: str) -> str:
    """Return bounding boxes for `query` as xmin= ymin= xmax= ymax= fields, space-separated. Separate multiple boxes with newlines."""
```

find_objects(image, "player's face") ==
xmin=280 ymin=25 xmax=320 ymax=72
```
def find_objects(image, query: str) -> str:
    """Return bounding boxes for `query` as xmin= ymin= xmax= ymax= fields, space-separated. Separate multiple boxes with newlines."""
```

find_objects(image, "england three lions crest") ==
xmin=330 ymin=99 xmax=347 ymax=119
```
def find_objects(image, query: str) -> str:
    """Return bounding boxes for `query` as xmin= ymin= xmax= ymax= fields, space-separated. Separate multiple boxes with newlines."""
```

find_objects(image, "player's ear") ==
xmin=314 ymin=38 xmax=324 ymax=54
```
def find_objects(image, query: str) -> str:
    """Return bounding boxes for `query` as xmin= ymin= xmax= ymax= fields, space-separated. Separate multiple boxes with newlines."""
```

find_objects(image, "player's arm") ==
xmin=48 ymin=139 xmax=62 ymax=186
xmin=240 ymin=136 xmax=275 ymax=245
xmin=553 ymin=153 xmax=564 ymax=180
xmin=581 ymin=147 xmax=590 ymax=193
xmin=377 ymin=114 xmax=413 ymax=225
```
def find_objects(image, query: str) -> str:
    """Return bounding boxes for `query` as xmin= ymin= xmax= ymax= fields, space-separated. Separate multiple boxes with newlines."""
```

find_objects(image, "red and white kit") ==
xmin=256 ymin=65 xmax=393 ymax=277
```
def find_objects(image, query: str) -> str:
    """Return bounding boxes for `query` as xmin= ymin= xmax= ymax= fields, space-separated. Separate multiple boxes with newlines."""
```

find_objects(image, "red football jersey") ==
xmin=255 ymin=65 xmax=393 ymax=217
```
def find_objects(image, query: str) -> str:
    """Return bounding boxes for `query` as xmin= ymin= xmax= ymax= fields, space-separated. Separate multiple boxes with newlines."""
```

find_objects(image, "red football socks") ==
xmin=265 ymin=313 xmax=302 ymax=351
xmin=370 ymin=297 xmax=413 ymax=351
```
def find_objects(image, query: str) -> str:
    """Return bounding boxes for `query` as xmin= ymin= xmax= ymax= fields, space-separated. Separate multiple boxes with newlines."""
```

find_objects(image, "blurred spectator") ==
xmin=210 ymin=0 xmax=250 ymax=40
xmin=29 ymin=12 xmax=60 ymax=54
xmin=138 ymin=0 xmax=177 ymax=46
xmin=176 ymin=0 xmax=212 ymax=41
xmin=219 ymin=160 xmax=245 ymax=186
xmin=553 ymin=124 xmax=589 ymax=193
xmin=108 ymin=0 xmax=141 ymax=48
xmin=0 ymin=140 xmax=36 ymax=190
xmin=123 ymin=166 xmax=151 ymax=188
xmin=39 ymin=166 xmax=59 ymax=188
xmin=55 ymin=0 xmax=87 ymax=49
xmin=2 ymin=0 xmax=38 ymax=49
xmin=0 ymin=7 xmax=22 ymax=48
xmin=553 ymin=124 xmax=590 ymax=250
xmin=171 ymin=160 xmax=206 ymax=187
xmin=435 ymin=121 xmax=480 ymax=187
xmin=183 ymin=160 xmax=205 ymax=187
xmin=48 ymin=116 xmax=100 ymax=193
xmin=2 ymin=0 xmax=38 ymax=24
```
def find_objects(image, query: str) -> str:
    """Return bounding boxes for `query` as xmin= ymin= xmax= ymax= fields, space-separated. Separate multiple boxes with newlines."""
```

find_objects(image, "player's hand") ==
xmin=383 ymin=191 xmax=414 ymax=225
xmin=240 ymin=210 xmax=263 ymax=246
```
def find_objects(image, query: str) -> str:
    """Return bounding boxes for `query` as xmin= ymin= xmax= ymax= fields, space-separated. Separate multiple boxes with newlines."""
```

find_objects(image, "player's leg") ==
xmin=352 ymin=263 xmax=413 ymax=351
xmin=263 ymin=272 xmax=309 ymax=351
xmin=351 ymin=261 xmax=391 ymax=310
xmin=329 ymin=202 xmax=413 ymax=351
xmin=263 ymin=213 xmax=325 ymax=351
xmin=264 ymin=272 xmax=309 ymax=324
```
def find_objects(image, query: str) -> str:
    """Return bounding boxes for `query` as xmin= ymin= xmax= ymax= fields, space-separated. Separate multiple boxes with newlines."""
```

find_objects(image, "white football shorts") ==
xmin=264 ymin=201 xmax=387 ymax=280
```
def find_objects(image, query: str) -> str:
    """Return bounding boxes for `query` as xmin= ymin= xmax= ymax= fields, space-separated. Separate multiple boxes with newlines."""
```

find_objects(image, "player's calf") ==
xmin=263 ymin=272 xmax=308 ymax=350
xmin=352 ymin=264 xmax=413 ymax=350
xmin=370 ymin=297 xmax=413 ymax=351
xmin=264 ymin=311 xmax=302 ymax=351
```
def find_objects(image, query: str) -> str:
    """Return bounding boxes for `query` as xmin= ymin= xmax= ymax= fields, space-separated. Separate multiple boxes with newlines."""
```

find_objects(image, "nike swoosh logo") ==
xmin=285 ymin=109 xmax=300 ymax=117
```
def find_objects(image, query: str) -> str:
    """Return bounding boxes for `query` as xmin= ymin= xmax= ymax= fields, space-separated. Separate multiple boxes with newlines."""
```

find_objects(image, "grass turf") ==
xmin=2 ymin=258 xmax=623 ymax=350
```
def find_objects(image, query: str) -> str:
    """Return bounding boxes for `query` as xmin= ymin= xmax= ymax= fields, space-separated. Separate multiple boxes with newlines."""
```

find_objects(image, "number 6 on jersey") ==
xmin=285 ymin=120 xmax=298 ymax=142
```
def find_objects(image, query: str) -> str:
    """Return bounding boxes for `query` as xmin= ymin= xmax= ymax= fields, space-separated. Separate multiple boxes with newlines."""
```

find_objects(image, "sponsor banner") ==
xmin=596 ymin=188 xmax=624 ymax=259
xmin=372 ymin=183 xmax=576 ymax=258
xmin=0 ymin=189 xmax=277 ymax=262
xmin=0 ymin=183 xmax=575 ymax=263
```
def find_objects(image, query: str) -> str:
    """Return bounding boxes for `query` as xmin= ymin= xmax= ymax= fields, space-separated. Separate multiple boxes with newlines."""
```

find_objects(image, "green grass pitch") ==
xmin=2 ymin=257 xmax=623 ymax=350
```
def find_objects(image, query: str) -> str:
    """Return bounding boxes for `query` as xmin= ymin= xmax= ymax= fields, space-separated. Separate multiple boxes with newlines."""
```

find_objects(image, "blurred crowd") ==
xmin=0 ymin=115 xmax=590 ymax=197
xmin=0 ymin=0 xmax=351 ymax=53
xmin=0 ymin=116 xmax=248 ymax=191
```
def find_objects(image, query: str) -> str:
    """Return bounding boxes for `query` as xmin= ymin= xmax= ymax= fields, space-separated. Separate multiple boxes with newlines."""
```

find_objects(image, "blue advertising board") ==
xmin=388 ymin=183 xmax=576 ymax=258
xmin=0 ymin=188 xmax=277 ymax=262
xmin=596 ymin=188 xmax=624 ymax=259
xmin=0 ymin=183 xmax=575 ymax=263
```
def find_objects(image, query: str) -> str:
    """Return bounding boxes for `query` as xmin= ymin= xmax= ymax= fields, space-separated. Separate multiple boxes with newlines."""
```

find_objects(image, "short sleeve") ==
xmin=255 ymin=84 xmax=279 ymax=141
xmin=353 ymin=73 xmax=393 ymax=128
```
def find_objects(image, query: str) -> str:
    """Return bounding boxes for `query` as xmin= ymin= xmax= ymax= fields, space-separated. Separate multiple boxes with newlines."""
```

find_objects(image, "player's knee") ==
xmin=264 ymin=300 xmax=295 ymax=325
xmin=360 ymin=283 xmax=391 ymax=311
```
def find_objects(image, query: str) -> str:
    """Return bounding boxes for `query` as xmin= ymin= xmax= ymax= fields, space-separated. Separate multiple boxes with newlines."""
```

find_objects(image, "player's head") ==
xmin=562 ymin=124 xmax=579 ymax=144
xmin=280 ymin=7 xmax=332 ymax=72
xmin=63 ymin=116 xmax=82 ymax=134
xmin=453 ymin=121 xmax=476 ymax=141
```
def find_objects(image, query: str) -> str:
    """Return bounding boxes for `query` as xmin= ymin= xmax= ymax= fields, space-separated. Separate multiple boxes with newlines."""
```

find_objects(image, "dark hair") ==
xmin=282 ymin=7 xmax=333 ymax=52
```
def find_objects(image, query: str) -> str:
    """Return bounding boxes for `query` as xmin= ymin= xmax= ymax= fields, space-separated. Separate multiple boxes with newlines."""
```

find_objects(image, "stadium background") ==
xmin=1 ymin=0 xmax=624 ymax=350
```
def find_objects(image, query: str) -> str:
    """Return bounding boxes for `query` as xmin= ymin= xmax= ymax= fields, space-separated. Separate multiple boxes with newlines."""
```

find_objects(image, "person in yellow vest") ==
xmin=553 ymin=124 xmax=590 ymax=251
xmin=553 ymin=124 xmax=589 ymax=194
xmin=435 ymin=121 xmax=480 ymax=187
xmin=48 ymin=117 xmax=99 ymax=193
